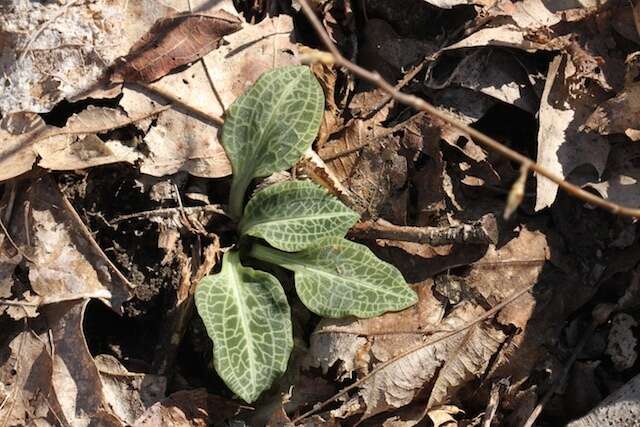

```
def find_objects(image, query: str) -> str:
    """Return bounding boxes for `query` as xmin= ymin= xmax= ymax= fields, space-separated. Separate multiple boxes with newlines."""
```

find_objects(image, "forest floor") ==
xmin=1 ymin=0 xmax=640 ymax=426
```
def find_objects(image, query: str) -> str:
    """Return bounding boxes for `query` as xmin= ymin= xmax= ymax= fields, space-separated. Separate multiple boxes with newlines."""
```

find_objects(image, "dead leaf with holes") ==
xmin=110 ymin=10 xmax=242 ymax=83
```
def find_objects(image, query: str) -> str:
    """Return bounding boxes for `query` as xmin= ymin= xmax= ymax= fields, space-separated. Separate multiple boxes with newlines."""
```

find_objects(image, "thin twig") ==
xmin=296 ymin=0 xmax=640 ymax=219
xmin=109 ymin=204 xmax=229 ymax=224
xmin=18 ymin=0 xmax=80 ymax=63
xmin=0 ymin=299 xmax=39 ymax=307
xmin=58 ymin=188 xmax=135 ymax=290
xmin=136 ymin=83 xmax=224 ymax=126
xmin=291 ymin=281 xmax=536 ymax=424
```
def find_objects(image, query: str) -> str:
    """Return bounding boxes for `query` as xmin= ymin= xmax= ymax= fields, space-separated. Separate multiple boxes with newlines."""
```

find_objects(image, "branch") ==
xmin=350 ymin=214 xmax=498 ymax=246
xmin=296 ymin=0 xmax=640 ymax=219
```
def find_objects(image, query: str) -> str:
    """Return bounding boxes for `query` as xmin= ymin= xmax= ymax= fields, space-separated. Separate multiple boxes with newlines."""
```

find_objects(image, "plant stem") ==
xmin=229 ymin=175 xmax=252 ymax=219
xmin=249 ymin=244 xmax=297 ymax=271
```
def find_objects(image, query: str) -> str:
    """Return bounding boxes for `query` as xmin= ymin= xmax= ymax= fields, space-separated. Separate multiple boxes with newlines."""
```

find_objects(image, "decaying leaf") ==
xmin=0 ymin=106 xmax=167 ymax=182
xmin=0 ymin=0 xmax=125 ymax=114
xmin=133 ymin=389 xmax=243 ymax=426
xmin=0 ymin=300 xmax=121 ymax=426
xmin=306 ymin=284 xmax=505 ymax=420
xmin=110 ymin=10 xmax=242 ymax=83
xmin=427 ymin=49 xmax=541 ymax=114
xmin=96 ymin=355 xmax=167 ymax=424
xmin=535 ymin=54 xmax=609 ymax=210
xmin=8 ymin=177 xmax=134 ymax=313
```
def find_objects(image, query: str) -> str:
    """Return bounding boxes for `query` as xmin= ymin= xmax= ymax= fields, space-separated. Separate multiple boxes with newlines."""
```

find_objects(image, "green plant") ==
xmin=194 ymin=65 xmax=418 ymax=402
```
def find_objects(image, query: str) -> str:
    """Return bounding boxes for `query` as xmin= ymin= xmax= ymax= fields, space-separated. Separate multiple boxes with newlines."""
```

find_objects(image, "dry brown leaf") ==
xmin=0 ymin=106 xmax=171 ymax=182
xmin=535 ymin=54 xmax=609 ymax=210
xmin=588 ymin=143 xmax=640 ymax=208
xmin=8 ymin=177 xmax=134 ymax=313
xmin=427 ymin=49 xmax=540 ymax=114
xmin=120 ymin=13 xmax=298 ymax=178
xmin=96 ymin=355 xmax=167 ymax=424
xmin=307 ymin=284 xmax=505 ymax=420
xmin=315 ymin=90 xmax=408 ymax=218
xmin=0 ymin=300 xmax=123 ymax=426
xmin=0 ymin=0 xmax=126 ymax=114
xmin=110 ymin=11 xmax=241 ymax=83
xmin=0 ymin=113 xmax=47 ymax=181
xmin=426 ymin=405 xmax=464 ymax=427
xmin=585 ymin=53 xmax=640 ymax=140
xmin=133 ymin=389 xmax=242 ymax=426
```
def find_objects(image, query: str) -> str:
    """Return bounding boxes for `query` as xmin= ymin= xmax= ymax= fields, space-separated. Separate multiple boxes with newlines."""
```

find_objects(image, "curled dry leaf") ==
xmin=110 ymin=10 xmax=242 ymax=83
xmin=0 ymin=106 xmax=169 ymax=182
xmin=8 ymin=177 xmax=134 ymax=313
xmin=306 ymin=284 xmax=506 ymax=420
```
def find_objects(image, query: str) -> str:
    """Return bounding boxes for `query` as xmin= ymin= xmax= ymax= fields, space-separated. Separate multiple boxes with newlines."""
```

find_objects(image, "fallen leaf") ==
xmin=9 ymin=177 xmax=134 ymax=313
xmin=315 ymin=90 xmax=409 ymax=217
xmin=426 ymin=405 xmax=464 ymax=427
xmin=96 ymin=355 xmax=166 ymax=424
xmin=133 ymin=389 xmax=242 ymax=426
xmin=110 ymin=11 xmax=242 ymax=83
xmin=307 ymin=284 xmax=505 ymax=420
xmin=0 ymin=0 xmax=126 ymax=114
xmin=535 ymin=54 xmax=609 ymax=210
xmin=0 ymin=300 xmax=123 ymax=426
xmin=605 ymin=313 xmax=638 ymax=371
xmin=427 ymin=49 xmax=541 ymax=113
xmin=0 ymin=106 xmax=167 ymax=182
xmin=120 ymin=13 xmax=298 ymax=178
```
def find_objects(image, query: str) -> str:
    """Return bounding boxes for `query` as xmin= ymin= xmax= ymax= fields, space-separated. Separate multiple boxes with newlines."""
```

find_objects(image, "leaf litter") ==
xmin=2 ymin=0 xmax=640 ymax=425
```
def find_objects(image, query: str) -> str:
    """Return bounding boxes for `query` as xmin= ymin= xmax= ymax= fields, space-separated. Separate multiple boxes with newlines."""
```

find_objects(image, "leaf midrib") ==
xmin=276 ymin=254 xmax=404 ymax=300
xmin=243 ymin=210 xmax=356 ymax=233
xmin=243 ymin=70 xmax=306 ymax=180
xmin=228 ymin=260 xmax=257 ymax=394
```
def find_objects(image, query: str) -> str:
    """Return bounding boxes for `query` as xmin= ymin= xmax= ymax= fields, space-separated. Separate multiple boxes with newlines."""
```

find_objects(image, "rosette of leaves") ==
xmin=195 ymin=65 xmax=418 ymax=403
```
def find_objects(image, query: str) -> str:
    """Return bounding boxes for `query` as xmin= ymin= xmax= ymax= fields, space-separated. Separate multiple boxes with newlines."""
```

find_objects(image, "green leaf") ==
xmin=239 ymin=180 xmax=360 ymax=251
xmin=194 ymin=251 xmax=293 ymax=402
xmin=223 ymin=66 xmax=325 ymax=217
xmin=250 ymin=238 xmax=418 ymax=318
